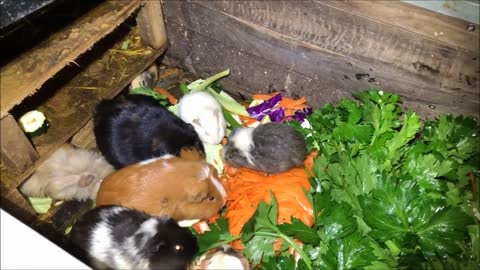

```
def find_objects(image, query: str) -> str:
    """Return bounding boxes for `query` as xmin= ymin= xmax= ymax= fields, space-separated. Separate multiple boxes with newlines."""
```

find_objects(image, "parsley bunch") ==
xmin=195 ymin=90 xmax=479 ymax=269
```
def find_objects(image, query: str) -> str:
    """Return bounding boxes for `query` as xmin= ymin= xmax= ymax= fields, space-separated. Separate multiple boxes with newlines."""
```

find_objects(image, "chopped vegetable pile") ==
xmin=134 ymin=72 xmax=480 ymax=269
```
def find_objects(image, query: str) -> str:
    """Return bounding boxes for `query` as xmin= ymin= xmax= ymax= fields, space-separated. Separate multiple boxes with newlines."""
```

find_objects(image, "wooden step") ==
xmin=0 ymin=0 xmax=142 ymax=118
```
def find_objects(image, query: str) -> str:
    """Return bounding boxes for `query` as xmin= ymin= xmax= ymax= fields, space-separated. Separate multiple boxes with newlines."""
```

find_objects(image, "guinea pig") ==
xmin=69 ymin=205 xmax=198 ymax=270
xmin=93 ymin=94 xmax=205 ymax=169
xmin=190 ymin=245 xmax=250 ymax=270
xmin=178 ymin=91 xmax=226 ymax=145
xmin=19 ymin=144 xmax=114 ymax=201
xmin=130 ymin=64 xmax=159 ymax=89
xmin=222 ymin=122 xmax=307 ymax=174
xmin=95 ymin=155 xmax=227 ymax=221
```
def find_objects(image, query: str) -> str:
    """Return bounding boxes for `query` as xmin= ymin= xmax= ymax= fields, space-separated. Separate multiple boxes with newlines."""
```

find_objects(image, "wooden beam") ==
xmin=0 ymin=114 xmax=39 ymax=174
xmin=136 ymin=0 xmax=168 ymax=50
xmin=162 ymin=0 xmax=479 ymax=119
xmin=0 ymin=0 xmax=142 ymax=118
xmin=322 ymin=0 xmax=479 ymax=54
xmin=70 ymin=119 xmax=96 ymax=149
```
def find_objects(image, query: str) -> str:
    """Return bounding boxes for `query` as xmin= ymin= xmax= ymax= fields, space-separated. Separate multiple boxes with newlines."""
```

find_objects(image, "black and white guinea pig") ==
xmin=222 ymin=122 xmax=307 ymax=174
xmin=190 ymin=245 xmax=250 ymax=270
xmin=93 ymin=94 xmax=205 ymax=169
xmin=69 ymin=205 xmax=198 ymax=270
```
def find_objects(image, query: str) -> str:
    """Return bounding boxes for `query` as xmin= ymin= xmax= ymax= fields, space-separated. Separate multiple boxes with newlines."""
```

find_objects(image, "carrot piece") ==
xmin=252 ymin=93 xmax=279 ymax=100
xmin=279 ymin=97 xmax=307 ymax=110
xmin=222 ymin=151 xmax=316 ymax=250
xmin=154 ymin=87 xmax=178 ymax=104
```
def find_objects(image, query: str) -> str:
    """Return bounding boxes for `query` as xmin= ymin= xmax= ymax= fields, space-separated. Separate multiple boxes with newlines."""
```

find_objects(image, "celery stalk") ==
xmin=189 ymin=70 xmax=230 ymax=92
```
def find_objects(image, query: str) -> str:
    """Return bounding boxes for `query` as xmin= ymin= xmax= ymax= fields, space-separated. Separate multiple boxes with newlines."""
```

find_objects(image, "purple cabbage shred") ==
xmin=246 ymin=93 xmax=282 ymax=120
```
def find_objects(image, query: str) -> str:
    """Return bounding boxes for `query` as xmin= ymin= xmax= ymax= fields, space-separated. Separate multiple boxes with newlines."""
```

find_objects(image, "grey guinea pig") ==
xmin=222 ymin=122 xmax=307 ymax=174
xmin=69 ymin=205 xmax=198 ymax=270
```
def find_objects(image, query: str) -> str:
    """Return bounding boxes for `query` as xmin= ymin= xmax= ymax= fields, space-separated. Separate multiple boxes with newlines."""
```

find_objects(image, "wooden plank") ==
xmin=162 ymin=1 xmax=479 ymax=119
xmin=70 ymin=119 xmax=96 ymax=150
xmin=322 ymin=0 xmax=479 ymax=53
xmin=0 ymin=0 xmax=142 ymax=118
xmin=0 ymin=114 xmax=39 ymax=174
xmin=0 ymin=188 xmax=37 ymax=223
xmin=1 ymin=164 xmax=37 ymax=223
xmin=136 ymin=0 xmax=168 ymax=49
xmin=193 ymin=1 xmax=477 ymax=94
xmin=12 ymin=27 xmax=167 ymax=185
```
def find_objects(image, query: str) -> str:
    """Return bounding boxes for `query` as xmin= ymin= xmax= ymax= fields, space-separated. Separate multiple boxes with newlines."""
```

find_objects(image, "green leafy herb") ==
xmin=129 ymin=87 xmax=169 ymax=106
xmin=192 ymin=218 xmax=240 ymax=255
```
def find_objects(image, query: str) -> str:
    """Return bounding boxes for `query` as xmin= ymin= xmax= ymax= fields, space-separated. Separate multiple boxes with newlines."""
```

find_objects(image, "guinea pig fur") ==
xmin=95 ymin=155 xmax=227 ymax=221
xmin=129 ymin=64 xmax=159 ymax=89
xmin=19 ymin=144 xmax=114 ymax=201
xmin=69 ymin=205 xmax=198 ymax=270
xmin=93 ymin=94 xmax=205 ymax=169
xmin=190 ymin=245 xmax=250 ymax=270
xmin=178 ymin=91 xmax=227 ymax=145
xmin=222 ymin=122 xmax=307 ymax=174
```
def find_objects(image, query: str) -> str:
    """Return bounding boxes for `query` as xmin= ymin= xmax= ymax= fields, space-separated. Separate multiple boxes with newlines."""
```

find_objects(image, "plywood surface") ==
xmin=0 ymin=0 xmax=141 ymax=118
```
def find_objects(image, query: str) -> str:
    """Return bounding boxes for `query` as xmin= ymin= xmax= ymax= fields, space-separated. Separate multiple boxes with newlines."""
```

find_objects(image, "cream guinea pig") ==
xmin=95 ymin=155 xmax=227 ymax=222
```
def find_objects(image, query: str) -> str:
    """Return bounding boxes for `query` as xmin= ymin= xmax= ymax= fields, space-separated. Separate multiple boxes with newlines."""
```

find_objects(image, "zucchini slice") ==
xmin=19 ymin=110 xmax=49 ymax=138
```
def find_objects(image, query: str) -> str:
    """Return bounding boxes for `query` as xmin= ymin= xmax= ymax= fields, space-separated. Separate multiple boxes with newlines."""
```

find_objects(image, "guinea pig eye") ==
xmin=208 ymin=195 xmax=216 ymax=201
xmin=174 ymin=244 xmax=184 ymax=253
xmin=227 ymin=154 xmax=234 ymax=159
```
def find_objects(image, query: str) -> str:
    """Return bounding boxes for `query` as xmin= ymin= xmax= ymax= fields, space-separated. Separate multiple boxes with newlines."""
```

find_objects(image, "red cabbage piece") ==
xmin=286 ymin=107 xmax=313 ymax=123
xmin=267 ymin=107 xmax=285 ymax=122
xmin=246 ymin=93 xmax=282 ymax=120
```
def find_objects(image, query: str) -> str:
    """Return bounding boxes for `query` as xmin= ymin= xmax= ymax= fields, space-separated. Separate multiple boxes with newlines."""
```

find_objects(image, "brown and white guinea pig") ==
xmin=222 ymin=122 xmax=307 ymax=174
xmin=93 ymin=94 xmax=205 ymax=169
xmin=178 ymin=91 xmax=227 ymax=145
xmin=95 ymin=155 xmax=227 ymax=222
xmin=19 ymin=144 xmax=114 ymax=201
xmin=69 ymin=205 xmax=198 ymax=270
xmin=190 ymin=245 xmax=250 ymax=270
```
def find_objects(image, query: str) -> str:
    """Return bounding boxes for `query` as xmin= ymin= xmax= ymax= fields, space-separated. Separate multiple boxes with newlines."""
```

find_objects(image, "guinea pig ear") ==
xmin=78 ymin=174 xmax=95 ymax=187
xmin=186 ymin=166 xmax=210 ymax=203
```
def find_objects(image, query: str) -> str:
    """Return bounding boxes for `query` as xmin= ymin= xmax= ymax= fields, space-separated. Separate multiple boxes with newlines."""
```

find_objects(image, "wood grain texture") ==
xmin=0 ymin=0 xmax=142 ymax=118
xmin=162 ymin=0 xmax=479 ymax=119
xmin=165 ymin=1 xmax=479 ymax=117
xmin=70 ymin=119 xmax=96 ymax=150
xmin=136 ymin=0 xmax=168 ymax=49
xmin=0 ymin=114 xmax=39 ymax=174
xmin=322 ymin=0 xmax=479 ymax=53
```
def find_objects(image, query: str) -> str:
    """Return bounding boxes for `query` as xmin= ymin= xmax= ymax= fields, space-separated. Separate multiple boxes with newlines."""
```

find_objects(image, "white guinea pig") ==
xmin=178 ymin=91 xmax=226 ymax=145
xmin=190 ymin=245 xmax=250 ymax=270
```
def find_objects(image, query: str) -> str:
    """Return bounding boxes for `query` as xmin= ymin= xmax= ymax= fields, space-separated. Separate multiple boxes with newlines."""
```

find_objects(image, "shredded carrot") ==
xmin=221 ymin=152 xmax=317 ymax=250
xmin=279 ymin=97 xmax=307 ymax=110
xmin=154 ymin=87 xmax=178 ymax=104
xmin=252 ymin=93 xmax=280 ymax=100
